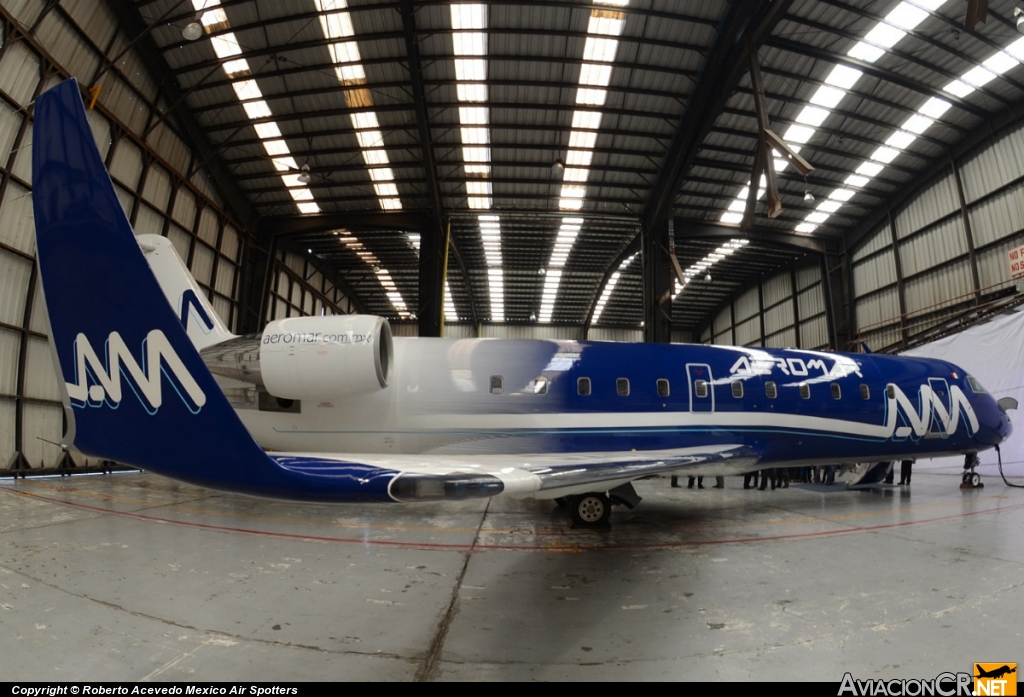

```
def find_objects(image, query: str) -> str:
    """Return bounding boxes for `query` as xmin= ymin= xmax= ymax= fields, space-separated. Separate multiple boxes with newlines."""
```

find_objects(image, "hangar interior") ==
xmin=2 ymin=0 xmax=1024 ymax=681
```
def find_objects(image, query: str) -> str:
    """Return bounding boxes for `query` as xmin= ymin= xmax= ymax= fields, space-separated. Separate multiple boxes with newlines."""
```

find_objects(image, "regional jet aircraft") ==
xmin=32 ymin=79 xmax=1015 ymax=527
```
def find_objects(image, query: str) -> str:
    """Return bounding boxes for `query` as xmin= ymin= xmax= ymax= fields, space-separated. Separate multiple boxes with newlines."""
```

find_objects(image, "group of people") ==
xmin=669 ymin=461 xmax=913 ymax=491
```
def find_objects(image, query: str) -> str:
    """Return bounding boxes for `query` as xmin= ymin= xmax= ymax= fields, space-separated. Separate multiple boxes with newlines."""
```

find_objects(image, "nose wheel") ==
xmin=566 ymin=492 xmax=611 ymax=529
xmin=961 ymin=454 xmax=984 ymax=489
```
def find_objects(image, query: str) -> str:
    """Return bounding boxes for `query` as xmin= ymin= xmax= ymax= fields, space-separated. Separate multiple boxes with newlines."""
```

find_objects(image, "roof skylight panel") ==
xmin=314 ymin=0 xmax=402 ymax=212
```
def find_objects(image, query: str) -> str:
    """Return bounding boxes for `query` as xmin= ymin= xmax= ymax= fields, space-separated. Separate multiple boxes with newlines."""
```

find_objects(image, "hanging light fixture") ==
xmin=803 ymin=189 xmax=815 ymax=203
xmin=298 ymin=164 xmax=312 ymax=184
xmin=182 ymin=12 xmax=203 ymax=41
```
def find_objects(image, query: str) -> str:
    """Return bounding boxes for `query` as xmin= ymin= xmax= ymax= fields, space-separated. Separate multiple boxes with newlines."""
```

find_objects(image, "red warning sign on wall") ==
xmin=1009 ymin=244 xmax=1024 ymax=279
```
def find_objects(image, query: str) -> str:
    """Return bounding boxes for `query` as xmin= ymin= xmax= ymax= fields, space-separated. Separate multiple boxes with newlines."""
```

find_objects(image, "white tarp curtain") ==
xmin=903 ymin=308 xmax=1024 ymax=478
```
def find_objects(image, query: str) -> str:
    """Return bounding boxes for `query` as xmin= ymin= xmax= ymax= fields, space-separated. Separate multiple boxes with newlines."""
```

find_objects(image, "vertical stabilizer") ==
xmin=138 ymin=234 xmax=236 ymax=350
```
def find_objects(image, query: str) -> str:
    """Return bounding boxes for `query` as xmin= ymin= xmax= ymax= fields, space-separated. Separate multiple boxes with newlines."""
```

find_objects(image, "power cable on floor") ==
xmin=996 ymin=445 xmax=1024 ymax=488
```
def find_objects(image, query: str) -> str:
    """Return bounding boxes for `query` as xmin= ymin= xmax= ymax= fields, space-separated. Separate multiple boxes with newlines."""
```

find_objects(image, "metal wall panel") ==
xmin=196 ymin=206 xmax=218 ymax=245
xmin=0 ymin=42 xmax=42 ymax=106
xmin=99 ymin=74 xmax=149 ymax=134
xmin=855 ymin=286 xmax=900 ymax=330
xmin=28 ymin=279 xmax=48 ymax=335
xmin=700 ymin=325 xmax=712 ymax=343
xmin=0 ymin=182 xmax=34 ymax=254
xmin=896 ymin=173 xmax=958 ymax=237
xmin=0 ymin=400 xmax=14 ymax=461
xmin=800 ymin=315 xmax=828 ymax=349
xmin=714 ymin=305 xmax=732 ymax=342
xmin=9 ymin=118 xmax=32 ymax=182
xmin=23 ymin=337 xmax=59 ymax=402
xmin=285 ymin=252 xmax=305 ymax=276
xmin=796 ymin=264 xmax=821 ymax=291
xmin=85 ymin=109 xmax=112 ymax=161
xmin=133 ymin=204 xmax=163 ymax=237
xmin=0 ymin=328 xmax=19 ymax=396
xmin=797 ymin=287 xmax=824 ymax=320
xmin=212 ymin=296 xmax=232 ymax=328
xmin=589 ymin=327 xmax=643 ymax=342
xmin=862 ymin=325 xmax=902 ymax=352
xmin=142 ymin=165 xmax=171 ymax=211
xmin=35 ymin=13 xmax=100 ymax=83
xmin=166 ymin=225 xmax=191 ymax=260
xmin=960 ymin=122 xmax=1024 ymax=202
xmin=968 ymin=183 xmax=1024 ymax=248
xmin=853 ymin=250 xmax=897 ymax=297
xmin=735 ymin=316 xmax=760 ymax=346
xmin=146 ymin=123 xmax=190 ymax=178
xmin=191 ymin=243 xmax=215 ymax=287
xmin=481 ymin=324 xmax=584 ymax=340
xmin=0 ymin=100 xmax=23 ymax=164
xmin=0 ymin=249 xmax=30 ymax=327
xmin=215 ymin=261 xmax=235 ymax=297
xmin=222 ymin=226 xmax=240 ymax=262
xmin=734 ymin=286 xmax=759 ymax=322
xmin=899 ymin=218 xmax=967 ymax=278
xmin=172 ymin=190 xmax=197 ymax=229
xmin=762 ymin=272 xmax=792 ymax=307
xmin=114 ymin=184 xmax=134 ymax=216
xmin=108 ymin=139 xmax=143 ymax=189
xmin=904 ymin=259 xmax=974 ymax=317
xmin=764 ymin=327 xmax=796 ymax=348
xmin=441 ymin=324 xmax=473 ymax=339
xmin=22 ymin=402 xmax=62 ymax=468
xmin=764 ymin=302 xmax=792 ymax=335
xmin=63 ymin=0 xmax=118 ymax=49
xmin=671 ymin=329 xmax=694 ymax=344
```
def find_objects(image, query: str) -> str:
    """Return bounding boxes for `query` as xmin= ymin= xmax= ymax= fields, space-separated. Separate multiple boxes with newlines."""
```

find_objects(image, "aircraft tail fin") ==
xmin=138 ymin=234 xmax=237 ymax=351
xmin=31 ymin=78 xmax=296 ymax=497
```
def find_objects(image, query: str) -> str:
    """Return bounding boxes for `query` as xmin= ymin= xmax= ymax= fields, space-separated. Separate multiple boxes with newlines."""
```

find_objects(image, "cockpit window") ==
xmin=968 ymin=376 xmax=988 ymax=394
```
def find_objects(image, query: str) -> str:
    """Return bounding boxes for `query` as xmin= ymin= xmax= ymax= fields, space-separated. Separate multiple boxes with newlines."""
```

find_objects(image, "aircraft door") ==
xmin=687 ymin=363 xmax=715 ymax=412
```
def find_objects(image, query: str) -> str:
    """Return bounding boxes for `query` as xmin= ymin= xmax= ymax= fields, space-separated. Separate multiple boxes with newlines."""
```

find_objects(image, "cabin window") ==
xmin=799 ymin=383 xmax=810 ymax=399
xmin=860 ymin=384 xmax=870 ymax=400
xmin=831 ymin=383 xmax=841 ymax=400
xmin=694 ymin=380 xmax=708 ymax=398
xmin=765 ymin=381 xmax=777 ymax=399
xmin=657 ymin=379 xmax=670 ymax=397
xmin=886 ymin=384 xmax=896 ymax=399
xmin=490 ymin=376 xmax=503 ymax=394
xmin=616 ymin=378 xmax=630 ymax=397
xmin=578 ymin=377 xmax=591 ymax=396
xmin=968 ymin=376 xmax=988 ymax=394
xmin=731 ymin=381 xmax=744 ymax=398
xmin=534 ymin=377 xmax=548 ymax=395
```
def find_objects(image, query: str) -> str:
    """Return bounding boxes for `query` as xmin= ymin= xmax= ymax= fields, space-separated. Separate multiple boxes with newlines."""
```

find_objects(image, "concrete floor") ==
xmin=1 ymin=467 xmax=1023 ymax=681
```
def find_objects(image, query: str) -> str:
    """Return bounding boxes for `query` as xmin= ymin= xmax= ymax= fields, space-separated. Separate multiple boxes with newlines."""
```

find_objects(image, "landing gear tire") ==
xmin=567 ymin=493 xmax=611 ymax=529
xmin=960 ymin=472 xmax=984 ymax=489
xmin=554 ymin=497 xmax=568 ymax=509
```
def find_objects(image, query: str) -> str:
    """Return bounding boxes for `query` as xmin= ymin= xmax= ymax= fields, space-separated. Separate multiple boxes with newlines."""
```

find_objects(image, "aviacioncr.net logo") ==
xmin=838 ymin=672 xmax=973 ymax=696
xmin=65 ymin=330 xmax=206 ymax=414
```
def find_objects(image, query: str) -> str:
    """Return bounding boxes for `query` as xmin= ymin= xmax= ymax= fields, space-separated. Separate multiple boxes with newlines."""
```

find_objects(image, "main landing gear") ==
xmin=557 ymin=483 xmax=643 ymax=529
xmin=961 ymin=453 xmax=984 ymax=489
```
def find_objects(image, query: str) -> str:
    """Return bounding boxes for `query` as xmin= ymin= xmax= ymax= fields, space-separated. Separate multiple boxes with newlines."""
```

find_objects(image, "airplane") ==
xmin=31 ymin=78 xmax=1016 ymax=528
xmin=975 ymin=666 xmax=1016 ymax=680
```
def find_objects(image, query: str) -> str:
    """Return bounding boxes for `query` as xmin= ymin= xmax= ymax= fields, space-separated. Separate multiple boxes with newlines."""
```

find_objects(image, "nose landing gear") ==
xmin=961 ymin=453 xmax=984 ymax=489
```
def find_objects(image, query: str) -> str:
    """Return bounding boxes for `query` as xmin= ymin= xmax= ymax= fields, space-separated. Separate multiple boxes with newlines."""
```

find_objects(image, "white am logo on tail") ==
xmin=65 ymin=330 xmax=206 ymax=414
xmin=885 ymin=383 xmax=979 ymax=439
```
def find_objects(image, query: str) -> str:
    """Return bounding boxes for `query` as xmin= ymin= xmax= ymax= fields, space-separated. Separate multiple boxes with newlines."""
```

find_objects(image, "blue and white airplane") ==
xmin=32 ymin=79 xmax=1015 ymax=527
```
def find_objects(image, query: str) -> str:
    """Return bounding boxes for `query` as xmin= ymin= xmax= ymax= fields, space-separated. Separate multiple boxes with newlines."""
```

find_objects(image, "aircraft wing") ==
xmin=269 ymin=444 xmax=760 ymax=502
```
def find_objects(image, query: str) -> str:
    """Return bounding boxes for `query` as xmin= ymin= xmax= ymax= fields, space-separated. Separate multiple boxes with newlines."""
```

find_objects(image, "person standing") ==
xmin=688 ymin=476 xmax=704 ymax=489
xmin=899 ymin=460 xmax=913 ymax=485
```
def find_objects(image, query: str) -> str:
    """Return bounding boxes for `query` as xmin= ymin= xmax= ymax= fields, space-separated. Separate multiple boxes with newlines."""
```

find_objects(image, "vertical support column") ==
xmin=819 ymin=254 xmax=838 ymax=350
xmin=729 ymin=295 xmax=736 ymax=346
xmin=757 ymin=279 xmax=766 ymax=347
xmin=643 ymin=217 xmax=673 ymax=343
xmin=887 ymin=209 xmax=909 ymax=349
xmin=951 ymin=160 xmax=982 ymax=304
xmin=790 ymin=268 xmax=801 ymax=349
xmin=418 ymin=217 xmax=444 ymax=337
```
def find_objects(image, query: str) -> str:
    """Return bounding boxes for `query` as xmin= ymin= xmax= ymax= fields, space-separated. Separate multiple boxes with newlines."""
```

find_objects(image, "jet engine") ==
xmin=200 ymin=315 xmax=393 ymax=399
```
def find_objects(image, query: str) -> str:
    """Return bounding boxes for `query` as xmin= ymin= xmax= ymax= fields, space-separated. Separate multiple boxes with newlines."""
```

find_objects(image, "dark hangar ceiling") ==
xmin=122 ymin=0 xmax=1024 ymax=332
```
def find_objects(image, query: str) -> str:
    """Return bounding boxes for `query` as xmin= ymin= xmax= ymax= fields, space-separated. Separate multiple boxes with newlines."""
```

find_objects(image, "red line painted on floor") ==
xmin=4 ymin=485 xmax=1024 ymax=553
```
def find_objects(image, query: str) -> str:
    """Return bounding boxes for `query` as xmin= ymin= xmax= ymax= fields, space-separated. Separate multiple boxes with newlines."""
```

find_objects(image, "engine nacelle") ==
xmin=259 ymin=315 xmax=393 ymax=399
